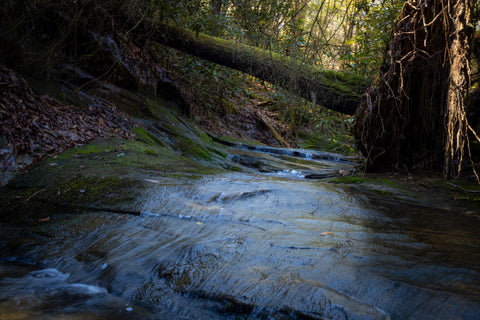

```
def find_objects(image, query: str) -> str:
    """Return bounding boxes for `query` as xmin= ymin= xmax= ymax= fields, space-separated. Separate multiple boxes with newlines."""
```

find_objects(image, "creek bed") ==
xmin=1 ymin=146 xmax=479 ymax=319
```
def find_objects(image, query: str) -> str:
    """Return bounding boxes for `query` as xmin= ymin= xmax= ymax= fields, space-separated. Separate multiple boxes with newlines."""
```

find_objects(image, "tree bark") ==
xmin=444 ymin=0 xmax=472 ymax=176
xmin=211 ymin=0 xmax=223 ymax=15
xmin=352 ymin=0 xmax=473 ymax=176
xmin=134 ymin=23 xmax=369 ymax=115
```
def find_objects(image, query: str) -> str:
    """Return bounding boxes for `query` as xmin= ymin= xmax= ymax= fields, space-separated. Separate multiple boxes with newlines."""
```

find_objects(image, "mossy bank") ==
xmin=0 ymin=115 xmax=232 ymax=224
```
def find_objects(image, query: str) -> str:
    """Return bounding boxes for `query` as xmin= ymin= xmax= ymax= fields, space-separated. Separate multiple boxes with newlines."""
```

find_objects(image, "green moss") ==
xmin=329 ymin=176 xmax=370 ymax=184
xmin=228 ymin=166 xmax=243 ymax=172
xmin=0 ymin=126 xmax=231 ymax=224
xmin=165 ymin=173 xmax=204 ymax=180
xmin=55 ymin=143 xmax=117 ymax=159
xmin=299 ymin=136 xmax=322 ymax=150
xmin=145 ymin=97 xmax=186 ymax=122
xmin=176 ymin=137 xmax=212 ymax=160
xmin=207 ymin=146 xmax=228 ymax=158
xmin=133 ymin=127 xmax=165 ymax=146
xmin=0 ymin=174 xmax=142 ymax=223
xmin=144 ymin=148 xmax=159 ymax=156
xmin=209 ymin=134 xmax=266 ymax=147
xmin=220 ymin=98 xmax=238 ymax=114
xmin=329 ymin=175 xmax=397 ymax=187
xmin=371 ymin=189 xmax=393 ymax=196
xmin=299 ymin=133 xmax=356 ymax=155
xmin=29 ymin=176 xmax=142 ymax=212
xmin=199 ymin=132 xmax=213 ymax=144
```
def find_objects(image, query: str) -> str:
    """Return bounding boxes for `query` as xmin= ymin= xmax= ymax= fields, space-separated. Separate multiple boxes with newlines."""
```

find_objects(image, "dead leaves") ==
xmin=0 ymin=65 xmax=137 ymax=173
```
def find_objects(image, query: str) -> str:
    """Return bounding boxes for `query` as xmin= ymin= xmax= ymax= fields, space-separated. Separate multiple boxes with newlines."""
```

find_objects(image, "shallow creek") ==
xmin=1 ymin=146 xmax=479 ymax=319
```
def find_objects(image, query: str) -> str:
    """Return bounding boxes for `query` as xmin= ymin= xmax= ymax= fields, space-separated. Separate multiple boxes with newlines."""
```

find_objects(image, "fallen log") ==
xmin=132 ymin=23 xmax=369 ymax=115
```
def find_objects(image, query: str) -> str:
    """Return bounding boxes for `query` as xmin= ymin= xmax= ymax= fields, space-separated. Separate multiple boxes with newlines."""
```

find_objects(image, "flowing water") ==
xmin=1 ymin=146 xmax=480 ymax=319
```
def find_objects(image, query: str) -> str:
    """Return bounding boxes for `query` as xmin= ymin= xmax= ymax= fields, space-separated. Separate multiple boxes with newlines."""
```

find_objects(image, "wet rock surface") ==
xmin=1 ymin=142 xmax=479 ymax=319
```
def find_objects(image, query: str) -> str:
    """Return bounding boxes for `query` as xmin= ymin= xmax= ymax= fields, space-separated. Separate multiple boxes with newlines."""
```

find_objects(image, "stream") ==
xmin=1 ymin=145 xmax=480 ymax=319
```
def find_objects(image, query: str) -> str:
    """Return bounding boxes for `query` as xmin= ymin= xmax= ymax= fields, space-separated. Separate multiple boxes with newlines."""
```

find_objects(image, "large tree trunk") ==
xmin=353 ymin=0 xmax=474 ymax=176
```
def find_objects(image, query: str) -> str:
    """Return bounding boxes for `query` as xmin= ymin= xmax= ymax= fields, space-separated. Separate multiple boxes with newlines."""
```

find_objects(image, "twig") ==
xmin=448 ymin=183 xmax=480 ymax=193
xmin=26 ymin=188 xmax=46 ymax=202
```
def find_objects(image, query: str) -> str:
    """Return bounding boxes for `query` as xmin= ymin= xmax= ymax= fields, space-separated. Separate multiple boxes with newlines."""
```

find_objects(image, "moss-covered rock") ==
xmin=0 ymin=126 xmax=228 ymax=224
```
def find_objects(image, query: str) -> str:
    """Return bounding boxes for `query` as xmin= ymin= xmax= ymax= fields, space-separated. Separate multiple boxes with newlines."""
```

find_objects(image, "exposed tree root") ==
xmin=353 ymin=0 xmax=475 ymax=178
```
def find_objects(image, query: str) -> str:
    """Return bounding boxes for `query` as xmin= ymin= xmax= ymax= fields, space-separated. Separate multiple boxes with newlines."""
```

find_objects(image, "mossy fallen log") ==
xmin=134 ymin=24 xmax=369 ymax=115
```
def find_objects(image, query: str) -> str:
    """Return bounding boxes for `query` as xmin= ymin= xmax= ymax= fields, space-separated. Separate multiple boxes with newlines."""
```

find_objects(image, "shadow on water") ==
xmin=1 ymin=145 xmax=480 ymax=319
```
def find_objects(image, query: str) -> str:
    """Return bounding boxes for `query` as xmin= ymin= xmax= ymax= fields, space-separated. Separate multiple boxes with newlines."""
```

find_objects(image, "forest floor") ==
xmin=190 ymin=80 xmax=292 ymax=147
xmin=0 ymin=65 xmax=139 ymax=185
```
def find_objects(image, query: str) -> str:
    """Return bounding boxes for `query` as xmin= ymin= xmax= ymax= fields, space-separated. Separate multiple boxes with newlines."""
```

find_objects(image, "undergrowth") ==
xmin=154 ymin=44 xmax=355 ymax=154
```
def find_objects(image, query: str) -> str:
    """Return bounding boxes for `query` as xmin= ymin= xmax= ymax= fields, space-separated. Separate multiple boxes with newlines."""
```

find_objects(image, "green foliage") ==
xmin=2 ymin=0 xmax=401 ymax=78
xmin=154 ymin=0 xmax=402 ymax=76
xmin=474 ymin=2 xmax=480 ymax=30
xmin=341 ymin=0 xmax=404 ymax=75
xmin=153 ymin=43 xmax=251 ymax=116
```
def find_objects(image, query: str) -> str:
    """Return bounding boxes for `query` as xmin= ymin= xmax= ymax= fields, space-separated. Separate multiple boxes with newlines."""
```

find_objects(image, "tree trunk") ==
xmin=353 ymin=0 xmax=473 ymax=176
xmin=134 ymin=23 xmax=369 ymax=115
